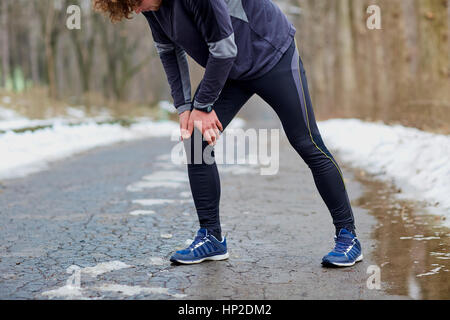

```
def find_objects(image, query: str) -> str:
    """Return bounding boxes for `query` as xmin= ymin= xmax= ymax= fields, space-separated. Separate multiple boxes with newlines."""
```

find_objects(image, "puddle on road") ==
xmin=352 ymin=169 xmax=450 ymax=299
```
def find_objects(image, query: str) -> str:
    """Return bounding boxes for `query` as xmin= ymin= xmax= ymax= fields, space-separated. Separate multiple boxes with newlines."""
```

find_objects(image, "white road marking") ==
xmin=155 ymin=154 xmax=171 ymax=161
xmin=142 ymin=170 xmax=188 ymax=182
xmin=132 ymin=199 xmax=176 ymax=206
xmin=42 ymin=285 xmax=84 ymax=299
xmin=94 ymin=283 xmax=187 ymax=298
xmin=148 ymin=257 xmax=166 ymax=266
xmin=129 ymin=210 xmax=156 ymax=216
xmin=154 ymin=162 xmax=177 ymax=169
xmin=179 ymin=191 xmax=191 ymax=198
xmin=81 ymin=261 xmax=133 ymax=277
xmin=218 ymin=165 xmax=259 ymax=175
xmin=127 ymin=181 xmax=184 ymax=192
xmin=42 ymin=261 xmax=133 ymax=299
xmin=132 ymin=199 xmax=192 ymax=206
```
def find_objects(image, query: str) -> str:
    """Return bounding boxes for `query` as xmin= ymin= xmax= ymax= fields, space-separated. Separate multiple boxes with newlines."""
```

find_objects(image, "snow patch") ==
xmin=0 ymin=119 xmax=178 ymax=180
xmin=318 ymin=119 xmax=450 ymax=226
xmin=66 ymin=107 xmax=86 ymax=119
xmin=159 ymin=100 xmax=176 ymax=113
xmin=1 ymin=96 xmax=12 ymax=104
xmin=81 ymin=261 xmax=132 ymax=277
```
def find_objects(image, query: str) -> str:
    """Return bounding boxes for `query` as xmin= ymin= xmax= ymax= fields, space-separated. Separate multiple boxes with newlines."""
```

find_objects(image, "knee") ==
xmin=287 ymin=134 xmax=312 ymax=158
xmin=289 ymin=135 xmax=334 ymax=170
xmin=184 ymin=135 xmax=216 ymax=166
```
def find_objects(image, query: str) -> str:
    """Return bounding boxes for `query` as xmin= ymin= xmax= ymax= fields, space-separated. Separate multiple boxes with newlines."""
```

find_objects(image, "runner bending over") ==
xmin=94 ymin=0 xmax=363 ymax=267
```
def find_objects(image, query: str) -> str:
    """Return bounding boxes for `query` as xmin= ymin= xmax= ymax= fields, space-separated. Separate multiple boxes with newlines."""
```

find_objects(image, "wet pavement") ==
xmin=352 ymin=170 xmax=450 ymax=299
xmin=0 ymin=98 xmax=447 ymax=300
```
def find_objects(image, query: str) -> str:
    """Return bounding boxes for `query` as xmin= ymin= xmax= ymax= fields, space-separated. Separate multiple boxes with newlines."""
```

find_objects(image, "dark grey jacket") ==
xmin=143 ymin=0 xmax=296 ymax=114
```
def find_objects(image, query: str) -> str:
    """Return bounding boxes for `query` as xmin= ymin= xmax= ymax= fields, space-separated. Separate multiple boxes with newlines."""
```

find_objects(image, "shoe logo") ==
xmin=191 ymin=238 xmax=210 ymax=251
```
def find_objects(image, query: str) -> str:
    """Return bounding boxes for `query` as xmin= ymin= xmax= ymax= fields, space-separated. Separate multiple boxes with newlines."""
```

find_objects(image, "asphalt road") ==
xmin=0 ymin=101 xmax=405 ymax=300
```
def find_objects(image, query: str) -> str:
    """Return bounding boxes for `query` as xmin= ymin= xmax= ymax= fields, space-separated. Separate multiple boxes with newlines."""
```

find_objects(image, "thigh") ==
xmin=195 ymin=80 xmax=254 ymax=130
xmin=186 ymin=80 xmax=253 ymax=164
xmin=251 ymin=41 xmax=315 ymax=146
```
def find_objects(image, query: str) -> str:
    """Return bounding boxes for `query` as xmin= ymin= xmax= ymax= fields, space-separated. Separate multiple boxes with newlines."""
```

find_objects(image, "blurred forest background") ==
xmin=0 ymin=0 xmax=449 ymax=131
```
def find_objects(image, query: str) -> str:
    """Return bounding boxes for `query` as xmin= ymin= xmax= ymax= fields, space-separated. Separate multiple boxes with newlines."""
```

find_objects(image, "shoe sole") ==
xmin=322 ymin=254 xmax=364 ymax=268
xmin=171 ymin=252 xmax=229 ymax=265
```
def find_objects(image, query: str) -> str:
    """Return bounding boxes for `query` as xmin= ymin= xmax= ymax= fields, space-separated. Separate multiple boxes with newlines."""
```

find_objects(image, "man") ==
xmin=94 ymin=0 xmax=363 ymax=267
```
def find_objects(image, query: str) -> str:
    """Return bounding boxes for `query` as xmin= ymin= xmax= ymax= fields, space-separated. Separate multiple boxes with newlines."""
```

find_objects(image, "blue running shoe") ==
xmin=170 ymin=228 xmax=229 ymax=264
xmin=322 ymin=229 xmax=363 ymax=267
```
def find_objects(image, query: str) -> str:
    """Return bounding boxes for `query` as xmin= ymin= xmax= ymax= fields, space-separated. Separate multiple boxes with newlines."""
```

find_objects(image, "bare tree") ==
xmin=97 ymin=18 xmax=154 ymax=101
xmin=1 ymin=0 xmax=11 ymax=87
xmin=67 ymin=0 xmax=99 ymax=106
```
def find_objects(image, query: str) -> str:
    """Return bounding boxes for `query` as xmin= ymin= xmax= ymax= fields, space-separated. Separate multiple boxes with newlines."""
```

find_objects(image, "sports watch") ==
xmin=194 ymin=105 xmax=213 ymax=113
xmin=193 ymin=101 xmax=214 ymax=113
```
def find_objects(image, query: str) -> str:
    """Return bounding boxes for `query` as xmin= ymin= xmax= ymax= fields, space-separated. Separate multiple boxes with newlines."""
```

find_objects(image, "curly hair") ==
xmin=93 ymin=0 xmax=142 ymax=23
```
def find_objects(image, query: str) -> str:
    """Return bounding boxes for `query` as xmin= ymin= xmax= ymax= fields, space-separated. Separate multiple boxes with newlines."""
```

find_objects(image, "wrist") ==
xmin=193 ymin=100 xmax=214 ymax=113
xmin=177 ymin=103 xmax=192 ymax=115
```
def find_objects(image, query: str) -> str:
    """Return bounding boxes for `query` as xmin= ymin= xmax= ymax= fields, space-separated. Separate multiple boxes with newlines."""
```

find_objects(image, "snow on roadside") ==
xmin=0 ymin=106 xmax=111 ymax=131
xmin=0 ymin=101 xmax=250 ymax=181
xmin=318 ymin=119 xmax=450 ymax=226
xmin=0 ymin=119 xmax=178 ymax=180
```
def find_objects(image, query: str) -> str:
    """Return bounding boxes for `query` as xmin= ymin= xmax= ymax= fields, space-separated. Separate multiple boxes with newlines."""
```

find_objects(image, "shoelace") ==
xmin=333 ymin=236 xmax=354 ymax=253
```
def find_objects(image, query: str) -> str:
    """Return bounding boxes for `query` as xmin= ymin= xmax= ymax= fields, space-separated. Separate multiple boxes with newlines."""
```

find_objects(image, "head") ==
xmin=93 ymin=0 xmax=163 ymax=23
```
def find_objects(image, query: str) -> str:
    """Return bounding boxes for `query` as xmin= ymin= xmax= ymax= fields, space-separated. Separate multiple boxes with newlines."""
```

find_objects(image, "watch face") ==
xmin=196 ymin=106 xmax=213 ymax=113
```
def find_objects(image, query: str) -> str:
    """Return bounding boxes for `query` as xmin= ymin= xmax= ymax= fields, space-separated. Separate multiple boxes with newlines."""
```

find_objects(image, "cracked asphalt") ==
xmin=0 ymin=99 xmax=403 ymax=300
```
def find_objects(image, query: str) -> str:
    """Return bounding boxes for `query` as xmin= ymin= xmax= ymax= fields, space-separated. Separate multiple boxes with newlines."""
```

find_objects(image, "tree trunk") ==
xmin=336 ymin=0 xmax=357 ymax=116
xmin=28 ymin=1 xmax=40 ymax=85
xmin=1 ymin=0 xmax=11 ymax=87
xmin=45 ymin=2 xmax=57 ymax=98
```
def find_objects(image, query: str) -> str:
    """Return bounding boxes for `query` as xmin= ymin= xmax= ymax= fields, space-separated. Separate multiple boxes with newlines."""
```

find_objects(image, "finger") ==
xmin=208 ymin=128 xmax=216 ymax=144
xmin=208 ymin=128 xmax=218 ymax=145
xmin=203 ymin=129 xmax=213 ymax=145
xmin=180 ymin=118 xmax=188 ymax=141
xmin=216 ymin=119 xmax=223 ymax=132
xmin=212 ymin=124 xmax=221 ymax=138
xmin=186 ymin=118 xmax=194 ymax=139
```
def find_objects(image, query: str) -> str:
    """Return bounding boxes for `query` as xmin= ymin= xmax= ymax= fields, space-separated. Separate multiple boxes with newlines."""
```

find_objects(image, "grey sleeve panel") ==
xmin=177 ymin=103 xmax=192 ymax=115
xmin=207 ymin=33 xmax=238 ymax=59
xmin=174 ymin=46 xmax=192 ymax=104
xmin=155 ymin=42 xmax=176 ymax=55
xmin=193 ymin=100 xmax=214 ymax=110
xmin=155 ymin=41 xmax=192 ymax=110
xmin=224 ymin=0 xmax=249 ymax=23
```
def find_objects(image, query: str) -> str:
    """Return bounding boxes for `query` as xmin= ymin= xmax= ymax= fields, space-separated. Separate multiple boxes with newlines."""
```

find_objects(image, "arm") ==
xmin=144 ymin=13 xmax=192 ymax=115
xmin=186 ymin=0 xmax=237 ymax=112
